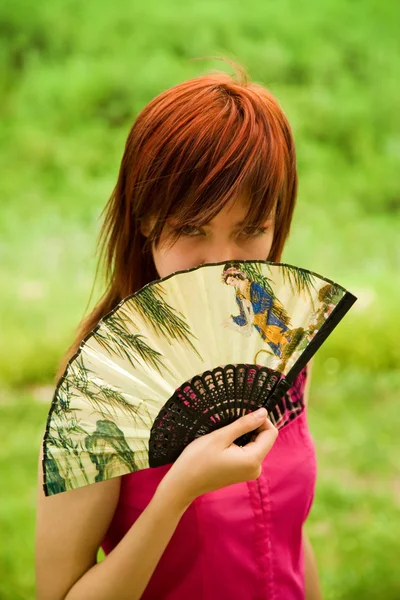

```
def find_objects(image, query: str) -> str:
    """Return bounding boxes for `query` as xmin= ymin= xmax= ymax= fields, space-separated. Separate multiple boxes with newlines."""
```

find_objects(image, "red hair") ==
xmin=56 ymin=57 xmax=298 ymax=382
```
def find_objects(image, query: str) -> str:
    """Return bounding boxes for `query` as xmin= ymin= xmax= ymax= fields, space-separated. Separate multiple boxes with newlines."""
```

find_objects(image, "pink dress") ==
xmin=101 ymin=365 xmax=317 ymax=599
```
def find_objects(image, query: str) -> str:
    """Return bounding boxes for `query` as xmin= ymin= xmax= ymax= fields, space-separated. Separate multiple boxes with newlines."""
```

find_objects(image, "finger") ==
xmin=241 ymin=418 xmax=278 ymax=460
xmin=216 ymin=408 xmax=271 ymax=444
xmin=244 ymin=415 xmax=275 ymax=442
xmin=247 ymin=415 xmax=271 ymax=438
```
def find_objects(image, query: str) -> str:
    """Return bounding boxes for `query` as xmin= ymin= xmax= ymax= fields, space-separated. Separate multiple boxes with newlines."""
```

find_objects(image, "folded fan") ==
xmin=42 ymin=260 xmax=357 ymax=496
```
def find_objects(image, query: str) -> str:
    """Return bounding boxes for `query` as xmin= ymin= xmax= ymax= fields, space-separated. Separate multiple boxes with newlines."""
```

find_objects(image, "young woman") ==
xmin=35 ymin=59 xmax=323 ymax=600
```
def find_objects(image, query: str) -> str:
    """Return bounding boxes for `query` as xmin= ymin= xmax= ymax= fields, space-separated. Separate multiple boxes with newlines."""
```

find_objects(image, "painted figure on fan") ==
xmin=221 ymin=265 xmax=292 ymax=360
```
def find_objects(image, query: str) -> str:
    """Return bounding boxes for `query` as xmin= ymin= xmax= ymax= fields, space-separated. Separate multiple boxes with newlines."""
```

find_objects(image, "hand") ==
xmin=159 ymin=408 xmax=278 ymax=507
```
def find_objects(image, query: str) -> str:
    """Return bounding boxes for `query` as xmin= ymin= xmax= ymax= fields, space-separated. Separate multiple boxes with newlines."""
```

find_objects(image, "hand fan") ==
xmin=42 ymin=260 xmax=357 ymax=496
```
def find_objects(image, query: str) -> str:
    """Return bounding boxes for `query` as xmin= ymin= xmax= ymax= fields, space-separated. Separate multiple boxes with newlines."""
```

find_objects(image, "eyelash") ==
xmin=175 ymin=226 xmax=269 ymax=238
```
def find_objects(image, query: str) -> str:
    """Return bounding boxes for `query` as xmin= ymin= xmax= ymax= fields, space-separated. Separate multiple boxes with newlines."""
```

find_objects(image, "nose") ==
xmin=200 ymin=241 xmax=244 ymax=265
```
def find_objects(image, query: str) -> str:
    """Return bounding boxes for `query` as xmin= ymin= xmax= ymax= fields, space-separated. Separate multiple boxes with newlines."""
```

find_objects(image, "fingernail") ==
xmin=254 ymin=407 xmax=267 ymax=419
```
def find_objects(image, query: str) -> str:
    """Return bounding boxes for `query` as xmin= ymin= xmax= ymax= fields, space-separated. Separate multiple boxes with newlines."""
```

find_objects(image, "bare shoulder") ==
xmin=35 ymin=442 xmax=121 ymax=600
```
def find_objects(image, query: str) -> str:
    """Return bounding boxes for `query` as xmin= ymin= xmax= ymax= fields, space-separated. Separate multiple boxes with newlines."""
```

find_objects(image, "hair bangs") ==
xmin=146 ymin=85 xmax=288 ymax=249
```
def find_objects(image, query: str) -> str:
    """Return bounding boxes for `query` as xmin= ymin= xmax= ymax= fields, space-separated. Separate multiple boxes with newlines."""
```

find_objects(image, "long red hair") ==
xmin=56 ymin=58 xmax=298 ymax=383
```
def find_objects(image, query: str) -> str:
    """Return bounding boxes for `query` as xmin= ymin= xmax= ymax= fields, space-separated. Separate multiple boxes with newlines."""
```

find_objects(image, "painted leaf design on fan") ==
xmin=95 ymin=308 xmax=174 ymax=376
xmin=46 ymin=396 xmax=91 ymax=494
xmin=44 ymin=450 xmax=67 ymax=495
xmin=44 ymin=353 xmax=155 ymax=494
xmin=128 ymin=284 xmax=203 ymax=360
xmin=277 ymin=264 xmax=318 ymax=309
xmin=65 ymin=354 xmax=156 ymax=432
xmin=63 ymin=354 xmax=145 ymax=421
xmin=44 ymin=384 xmax=77 ymax=494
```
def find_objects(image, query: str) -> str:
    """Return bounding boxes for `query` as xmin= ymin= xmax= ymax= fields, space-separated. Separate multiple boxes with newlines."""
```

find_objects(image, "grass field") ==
xmin=1 ymin=0 xmax=399 ymax=597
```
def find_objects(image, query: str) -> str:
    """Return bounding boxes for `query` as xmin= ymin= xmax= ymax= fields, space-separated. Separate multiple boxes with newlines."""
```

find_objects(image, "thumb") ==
xmin=216 ymin=408 xmax=270 ymax=444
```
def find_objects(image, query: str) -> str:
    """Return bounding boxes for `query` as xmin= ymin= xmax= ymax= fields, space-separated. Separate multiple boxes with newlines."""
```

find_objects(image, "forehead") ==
xmin=204 ymin=194 xmax=276 ymax=227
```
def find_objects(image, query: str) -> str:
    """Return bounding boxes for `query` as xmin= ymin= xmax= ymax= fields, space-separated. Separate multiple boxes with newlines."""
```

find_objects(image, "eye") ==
xmin=240 ymin=227 xmax=269 ymax=237
xmin=175 ymin=225 xmax=204 ymax=237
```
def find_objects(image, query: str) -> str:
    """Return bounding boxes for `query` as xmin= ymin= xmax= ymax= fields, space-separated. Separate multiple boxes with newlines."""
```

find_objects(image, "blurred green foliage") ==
xmin=1 ymin=0 xmax=399 ymax=598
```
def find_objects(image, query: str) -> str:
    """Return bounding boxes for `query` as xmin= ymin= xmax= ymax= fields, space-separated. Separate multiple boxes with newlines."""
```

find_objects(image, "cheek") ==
xmin=238 ymin=231 xmax=275 ymax=259
xmin=152 ymin=242 xmax=202 ymax=278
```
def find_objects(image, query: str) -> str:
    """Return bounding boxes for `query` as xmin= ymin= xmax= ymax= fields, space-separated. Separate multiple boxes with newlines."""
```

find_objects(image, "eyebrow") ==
xmin=168 ymin=213 xmax=275 ymax=229
xmin=204 ymin=214 xmax=275 ymax=228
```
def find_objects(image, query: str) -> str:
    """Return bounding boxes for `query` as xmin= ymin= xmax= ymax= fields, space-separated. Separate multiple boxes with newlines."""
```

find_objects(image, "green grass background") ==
xmin=1 ymin=0 xmax=399 ymax=598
